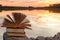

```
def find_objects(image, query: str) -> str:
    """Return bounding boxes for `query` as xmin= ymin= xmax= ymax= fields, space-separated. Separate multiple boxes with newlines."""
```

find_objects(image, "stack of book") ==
xmin=2 ymin=13 xmax=31 ymax=37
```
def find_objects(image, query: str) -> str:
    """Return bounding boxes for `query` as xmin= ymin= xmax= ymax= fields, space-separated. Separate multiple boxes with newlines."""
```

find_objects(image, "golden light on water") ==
xmin=43 ymin=13 xmax=57 ymax=21
xmin=45 ymin=16 xmax=57 ymax=22
xmin=39 ymin=12 xmax=60 ymax=28
xmin=43 ymin=16 xmax=58 ymax=26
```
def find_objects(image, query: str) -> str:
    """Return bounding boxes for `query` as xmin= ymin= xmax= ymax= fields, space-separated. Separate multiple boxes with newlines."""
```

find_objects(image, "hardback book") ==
xmin=7 ymin=28 xmax=25 ymax=33
xmin=7 ymin=32 xmax=26 ymax=37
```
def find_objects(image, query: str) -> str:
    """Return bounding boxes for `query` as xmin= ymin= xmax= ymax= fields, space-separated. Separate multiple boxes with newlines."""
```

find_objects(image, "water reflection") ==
xmin=26 ymin=10 xmax=60 ymax=38
xmin=0 ymin=10 xmax=60 ymax=38
xmin=49 ymin=8 xmax=60 ymax=13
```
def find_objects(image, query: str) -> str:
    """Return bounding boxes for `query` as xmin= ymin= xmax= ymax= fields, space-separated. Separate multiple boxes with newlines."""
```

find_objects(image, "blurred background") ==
xmin=0 ymin=0 xmax=60 ymax=39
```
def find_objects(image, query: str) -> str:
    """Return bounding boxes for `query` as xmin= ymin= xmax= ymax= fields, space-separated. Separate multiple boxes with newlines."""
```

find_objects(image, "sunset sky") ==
xmin=0 ymin=0 xmax=60 ymax=4
xmin=0 ymin=0 xmax=60 ymax=7
xmin=0 ymin=0 xmax=60 ymax=39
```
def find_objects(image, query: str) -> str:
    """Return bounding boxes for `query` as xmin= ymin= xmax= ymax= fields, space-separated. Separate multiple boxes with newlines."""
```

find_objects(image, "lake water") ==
xmin=0 ymin=10 xmax=60 ymax=38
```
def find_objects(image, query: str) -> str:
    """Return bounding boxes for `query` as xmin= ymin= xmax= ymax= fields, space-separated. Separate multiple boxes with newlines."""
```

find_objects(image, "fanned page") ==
xmin=0 ymin=0 xmax=60 ymax=40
